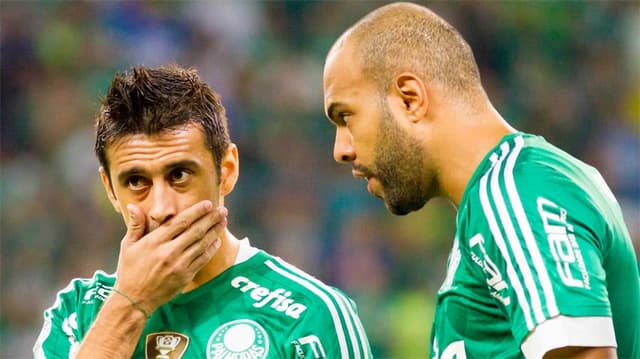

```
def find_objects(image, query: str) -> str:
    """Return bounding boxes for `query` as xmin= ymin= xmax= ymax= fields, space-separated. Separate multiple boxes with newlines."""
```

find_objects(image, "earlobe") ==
xmin=394 ymin=73 xmax=428 ymax=121
xmin=99 ymin=167 xmax=121 ymax=213
xmin=220 ymin=143 xmax=239 ymax=197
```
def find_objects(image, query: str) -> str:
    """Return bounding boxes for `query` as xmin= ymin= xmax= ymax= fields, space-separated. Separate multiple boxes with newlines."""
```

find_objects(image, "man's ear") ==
xmin=99 ymin=166 xmax=121 ymax=213
xmin=392 ymin=72 xmax=429 ymax=122
xmin=219 ymin=143 xmax=239 ymax=197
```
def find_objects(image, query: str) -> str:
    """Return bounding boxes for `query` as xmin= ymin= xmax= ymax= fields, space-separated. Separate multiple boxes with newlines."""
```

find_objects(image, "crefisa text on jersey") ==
xmin=231 ymin=276 xmax=308 ymax=319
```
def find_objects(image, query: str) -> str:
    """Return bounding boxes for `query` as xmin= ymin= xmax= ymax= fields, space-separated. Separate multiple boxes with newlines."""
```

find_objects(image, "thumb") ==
xmin=124 ymin=204 xmax=146 ymax=242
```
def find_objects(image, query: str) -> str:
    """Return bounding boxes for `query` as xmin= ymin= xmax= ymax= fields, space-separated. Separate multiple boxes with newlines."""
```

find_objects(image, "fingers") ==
xmin=153 ymin=200 xmax=223 ymax=243
xmin=182 ymin=218 xmax=226 ymax=271
xmin=166 ymin=204 xmax=227 ymax=249
xmin=124 ymin=204 xmax=146 ymax=243
xmin=185 ymin=231 xmax=222 ymax=273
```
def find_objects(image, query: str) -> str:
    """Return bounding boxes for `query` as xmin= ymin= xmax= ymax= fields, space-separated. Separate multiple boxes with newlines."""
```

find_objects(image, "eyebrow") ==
xmin=116 ymin=159 xmax=201 ymax=184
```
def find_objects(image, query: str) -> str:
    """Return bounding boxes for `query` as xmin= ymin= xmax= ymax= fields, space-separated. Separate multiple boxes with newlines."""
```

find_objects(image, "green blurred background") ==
xmin=1 ymin=1 xmax=638 ymax=357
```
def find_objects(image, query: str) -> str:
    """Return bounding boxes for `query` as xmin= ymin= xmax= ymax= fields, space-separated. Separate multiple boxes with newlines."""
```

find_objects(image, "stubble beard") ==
xmin=373 ymin=104 xmax=433 ymax=215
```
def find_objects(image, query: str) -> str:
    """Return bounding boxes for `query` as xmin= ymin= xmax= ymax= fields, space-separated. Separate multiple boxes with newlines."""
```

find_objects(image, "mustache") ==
xmin=352 ymin=164 xmax=374 ymax=177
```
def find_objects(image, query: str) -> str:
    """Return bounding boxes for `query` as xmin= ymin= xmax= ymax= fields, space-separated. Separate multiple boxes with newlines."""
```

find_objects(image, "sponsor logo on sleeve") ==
xmin=469 ymin=234 xmax=511 ymax=306
xmin=230 ymin=276 xmax=307 ymax=319
xmin=537 ymin=197 xmax=590 ymax=289
xmin=144 ymin=332 xmax=189 ymax=359
xmin=82 ymin=283 xmax=113 ymax=304
xmin=207 ymin=319 xmax=269 ymax=359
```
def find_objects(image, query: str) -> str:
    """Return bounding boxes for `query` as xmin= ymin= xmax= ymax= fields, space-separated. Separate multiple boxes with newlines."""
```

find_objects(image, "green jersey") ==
xmin=34 ymin=239 xmax=371 ymax=358
xmin=431 ymin=133 xmax=639 ymax=359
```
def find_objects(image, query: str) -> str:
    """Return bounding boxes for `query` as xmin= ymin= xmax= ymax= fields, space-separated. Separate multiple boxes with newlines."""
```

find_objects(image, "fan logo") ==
xmin=537 ymin=197 xmax=590 ymax=289
xmin=207 ymin=319 xmax=269 ymax=359
xmin=145 ymin=332 xmax=189 ymax=359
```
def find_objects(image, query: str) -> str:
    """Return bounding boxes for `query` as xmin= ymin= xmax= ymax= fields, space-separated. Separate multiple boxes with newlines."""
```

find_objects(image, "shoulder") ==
xmin=237 ymin=250 xmax=365 ymax=331
xmin=45 ymin=270 xmax=116 ymax=316
xmin=502 ymin=134 xmax=601 ymax=192
xmin=465 ymin=134 xmax=604 ymax=215
xmin=34 ymin=271 xmax=115 ymax=357
xmin=246 ymin=251 xmax=359 ymax=315
xmin=251 ymin=253 xmax=371 ymax=357
xmin=485 ymin=134 xmax=586 ymax=186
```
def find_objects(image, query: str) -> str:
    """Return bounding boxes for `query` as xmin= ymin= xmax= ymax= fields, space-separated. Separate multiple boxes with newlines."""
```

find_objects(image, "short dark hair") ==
xmin=95 ymin=65 xmax=230 ymax=181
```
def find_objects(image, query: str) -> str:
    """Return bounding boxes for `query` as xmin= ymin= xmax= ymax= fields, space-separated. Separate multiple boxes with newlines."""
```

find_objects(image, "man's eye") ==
xmin=169 ymin=169 xmax=192 ymax=184
xmin=126 ymin=176 xmax=148 ymax=190
xmin=339 ymin=112 xmax=351 ymax=124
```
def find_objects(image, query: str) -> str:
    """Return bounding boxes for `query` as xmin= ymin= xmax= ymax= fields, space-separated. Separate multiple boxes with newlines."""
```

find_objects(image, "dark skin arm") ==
xmin=544 ymin=346 xmax=616 ymax=359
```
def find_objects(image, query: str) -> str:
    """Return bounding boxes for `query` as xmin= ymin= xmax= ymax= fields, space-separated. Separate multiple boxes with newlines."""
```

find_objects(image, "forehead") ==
xmin=323 ymin=41 xmax=372 ymax=107
xmin=106 ymin=125 xmax=211 ymax=169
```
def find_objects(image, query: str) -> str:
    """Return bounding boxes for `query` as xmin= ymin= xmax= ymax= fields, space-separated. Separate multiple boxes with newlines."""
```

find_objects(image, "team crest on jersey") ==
xmin=145 ymin=332 xmax=189 ymax=359
xmin=207 ymin=319 xmax=269 ymax=359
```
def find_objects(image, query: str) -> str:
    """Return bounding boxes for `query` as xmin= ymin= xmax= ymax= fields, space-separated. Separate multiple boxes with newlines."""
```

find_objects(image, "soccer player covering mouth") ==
xmin=34 ymin=65 xmax=371 ymax=359
xmin=322 ymin=2 xmax=639 ymax=359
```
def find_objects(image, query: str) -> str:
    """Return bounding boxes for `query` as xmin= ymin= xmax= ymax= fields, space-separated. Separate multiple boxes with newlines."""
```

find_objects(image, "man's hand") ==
xmin=72 ymin=200 xmax=227 ymax=358
xmin=114 ymin=200 xmax=227 ymax=315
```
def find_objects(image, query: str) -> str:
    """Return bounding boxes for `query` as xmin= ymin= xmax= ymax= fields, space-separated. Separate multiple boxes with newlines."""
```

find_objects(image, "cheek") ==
xmin=192 ymin=177 xmax=221 ymax=205
xmin=352 ymin=125 xmax=378 ymax=158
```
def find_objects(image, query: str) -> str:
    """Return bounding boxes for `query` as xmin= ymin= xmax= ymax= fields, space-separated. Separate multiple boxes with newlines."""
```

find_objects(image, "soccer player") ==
xmin=34 ymin=65 xmax=371 ymax=358
xmin=322 ymin=2 xmax=639 ymax=359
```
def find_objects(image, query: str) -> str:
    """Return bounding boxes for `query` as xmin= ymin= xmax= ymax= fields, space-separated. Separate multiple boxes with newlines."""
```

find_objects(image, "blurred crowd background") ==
xmin=1 ymin=1 xmax=638 ymax=357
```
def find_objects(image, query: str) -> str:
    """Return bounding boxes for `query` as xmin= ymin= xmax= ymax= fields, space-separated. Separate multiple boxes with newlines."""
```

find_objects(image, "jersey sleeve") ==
xmin=33 ymin=272 xmax=112 ymax=359
xmin=287 ymin=288 xmax=372 ymax=359
xmin=33 ymin=280 xmax=84 ymax=359
xmin=471 ymin=142 xmax=616 ymax=358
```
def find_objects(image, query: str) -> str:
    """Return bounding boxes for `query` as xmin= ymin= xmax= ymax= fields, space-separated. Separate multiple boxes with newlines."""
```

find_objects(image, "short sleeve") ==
xmin=33 ymin=281 xmax=83 ymax=359
xmin=471 ymin=142 xmax=615 ymax=357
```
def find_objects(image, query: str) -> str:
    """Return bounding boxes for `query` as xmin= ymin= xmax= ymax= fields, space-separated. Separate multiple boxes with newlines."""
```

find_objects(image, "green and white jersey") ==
xmin=431 ymin=133 xmax=639 ymax=359
xmin=34 ymin=239 xmax=371 ymax=359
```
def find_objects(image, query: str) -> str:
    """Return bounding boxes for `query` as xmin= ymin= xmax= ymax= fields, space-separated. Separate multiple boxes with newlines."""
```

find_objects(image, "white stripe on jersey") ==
xmin=491 ymin=142 xmax=546 ymax=324
xmin=504 ymin=136 xmax=559 ymax=318
xmin=271 ymin=256 xmax=369 ymax=358
xmin=479 ymin=144 xmax=535 ymax=330
xmin=265 ymin=259 xmax=369 ymax=358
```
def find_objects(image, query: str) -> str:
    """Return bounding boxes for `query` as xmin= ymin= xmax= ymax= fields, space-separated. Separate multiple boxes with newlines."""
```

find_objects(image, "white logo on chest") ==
xmin=207 ymin=319 xmax=269 ymax=359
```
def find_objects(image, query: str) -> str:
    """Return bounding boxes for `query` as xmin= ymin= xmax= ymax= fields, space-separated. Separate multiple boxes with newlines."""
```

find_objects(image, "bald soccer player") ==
xmin=322 ymin=2 xmax=639 ymax=359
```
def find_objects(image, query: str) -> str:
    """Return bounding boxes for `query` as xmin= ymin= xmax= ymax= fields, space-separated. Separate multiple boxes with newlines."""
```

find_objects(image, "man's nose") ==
xmin=333 ymin=127 xmax=355 ymax=163
xmin=148 ymin=183 xmax=178 ymax=227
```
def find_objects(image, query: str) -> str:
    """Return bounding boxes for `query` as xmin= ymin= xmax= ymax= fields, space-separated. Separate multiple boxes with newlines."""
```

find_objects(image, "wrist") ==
xmin=72 ymin=290 xmax=148 ymax=358
xmin=112 ymin=287 xmax=152 ymax=319
xmin=104 ymin=290 xmax=151 ymax=326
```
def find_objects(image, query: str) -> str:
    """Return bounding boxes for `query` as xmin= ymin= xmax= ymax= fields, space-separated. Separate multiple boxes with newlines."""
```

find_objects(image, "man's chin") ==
xmin=385 ymin=203 xmax=412 ymax=216
xmin=383 ymin=196 xmax=427 ymax=216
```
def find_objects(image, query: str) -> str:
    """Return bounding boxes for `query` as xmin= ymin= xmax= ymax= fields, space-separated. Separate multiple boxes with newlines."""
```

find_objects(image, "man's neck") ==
xmin=436 ymin=104 xmax=516 ymax=207
xmin=182 ymin=228 xmax=241 ymax=292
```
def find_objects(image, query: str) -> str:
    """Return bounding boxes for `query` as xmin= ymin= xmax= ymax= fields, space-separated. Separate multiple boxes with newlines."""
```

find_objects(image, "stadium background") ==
xmin=1 ymin=1 xmax=638 ymax=357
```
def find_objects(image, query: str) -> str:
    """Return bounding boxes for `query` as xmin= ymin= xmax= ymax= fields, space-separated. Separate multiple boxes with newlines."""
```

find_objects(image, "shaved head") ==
xmin=329 ymin=2 xmax=484 ymax=98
